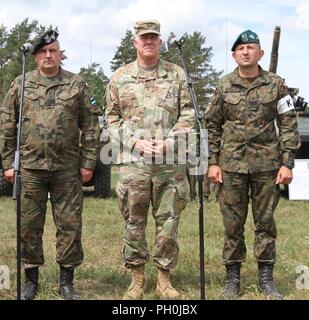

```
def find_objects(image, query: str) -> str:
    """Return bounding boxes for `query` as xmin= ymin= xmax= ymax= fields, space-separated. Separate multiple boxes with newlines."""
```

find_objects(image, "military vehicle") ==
xmin=269 ymin=26 xmax=308 ymax=197
xmin=269 ymin=26 xmax=308 ymax=159
xmin=82 ymin=113 xmax=111 ymax=198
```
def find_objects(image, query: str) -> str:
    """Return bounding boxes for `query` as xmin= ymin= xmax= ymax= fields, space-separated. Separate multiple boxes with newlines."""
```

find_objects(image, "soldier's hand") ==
xmin=276 ymin=166 xmax=293 ymax=185
xmin=4 ymin=169 xmax=15 ymax=184
xmin=80 ymin=168 xmax=93 ymax=183
xmin=151 ymin=139 xmax=170 ymax=155
xmin=208 ymin=165 xmax=223 ymax=184
xmin=134 ymin=139 xmax=160 ymax=156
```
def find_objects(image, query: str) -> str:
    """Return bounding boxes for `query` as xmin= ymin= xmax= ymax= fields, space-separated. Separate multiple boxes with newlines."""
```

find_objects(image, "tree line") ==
xmin=0 ymin=19 xmax=223 ymax=111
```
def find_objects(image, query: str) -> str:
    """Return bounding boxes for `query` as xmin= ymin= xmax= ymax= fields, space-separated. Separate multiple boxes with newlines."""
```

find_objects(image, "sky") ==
xmin=1 ymin=0 xmax=308 ymax=97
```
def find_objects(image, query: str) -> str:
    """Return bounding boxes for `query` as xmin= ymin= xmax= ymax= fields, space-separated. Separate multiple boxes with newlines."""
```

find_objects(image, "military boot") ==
xmin=258 ymin=263 xmax=283 ymax=300
xmin=223 ymin=263 xmax=241 ymax=300
xmin=123 ymin=265 xmax=146 ymax=300
xmin=155 ymin=268 xmax=180 ymax=300
xmin=58 ymin=266 xmax=80 ymax=300
xmin=21 ymin=267 xmax=39 ymax=300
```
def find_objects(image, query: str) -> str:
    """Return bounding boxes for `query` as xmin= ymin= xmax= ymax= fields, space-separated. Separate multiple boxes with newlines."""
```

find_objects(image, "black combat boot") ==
xmin=21 ymin=267 xmax=39 ymax=300
xmin=258 ymin=263 xmax=283 ymax=300
xmin=223 ymin=263 xmax=241 ymax=300
xmin=58 ymin=266 xmax=80 ymax=300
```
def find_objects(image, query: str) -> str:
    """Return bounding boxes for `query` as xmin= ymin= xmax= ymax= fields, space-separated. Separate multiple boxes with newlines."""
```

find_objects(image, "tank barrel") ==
xmin=269 ymin=26 xmax=281 ymax=74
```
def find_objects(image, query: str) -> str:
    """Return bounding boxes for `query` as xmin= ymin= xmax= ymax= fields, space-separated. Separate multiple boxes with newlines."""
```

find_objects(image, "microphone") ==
xmin=167 ymin=33 xmax=185 ymax=49
xmin=171 ymin=37 xmax=185 ymax=48
xmin=20 ymin=43 xmax=33 ymax=53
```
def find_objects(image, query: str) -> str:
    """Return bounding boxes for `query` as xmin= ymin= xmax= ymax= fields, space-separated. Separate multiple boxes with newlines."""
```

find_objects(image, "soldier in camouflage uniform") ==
xmin=106 ymin=20 xmax=195 ymax=300
xmin=207 ymin=30 xmax=300 ymax=300
xmin=0 ymin=30 xmax=100 ymax=300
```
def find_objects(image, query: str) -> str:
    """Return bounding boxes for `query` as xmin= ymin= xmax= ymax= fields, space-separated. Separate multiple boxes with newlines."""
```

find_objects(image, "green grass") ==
xmin=1 ymin=175 xmax=309 ymax=300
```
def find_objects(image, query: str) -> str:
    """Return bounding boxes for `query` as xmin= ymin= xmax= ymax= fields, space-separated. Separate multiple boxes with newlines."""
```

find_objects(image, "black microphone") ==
xmin=167 ymin=34 xmax=185 ymax=49
xmin=19 ymin=43 xmax=33 ymax=53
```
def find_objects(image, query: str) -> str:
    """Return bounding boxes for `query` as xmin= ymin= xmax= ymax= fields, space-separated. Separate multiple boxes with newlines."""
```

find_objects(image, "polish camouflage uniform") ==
xmin=207 ymin=67 xmax=300 ymax=265
xmin=106 ymin=59 xmax=195 ymax=270
xmin=0 ymin=68 xmax=100 ymax=268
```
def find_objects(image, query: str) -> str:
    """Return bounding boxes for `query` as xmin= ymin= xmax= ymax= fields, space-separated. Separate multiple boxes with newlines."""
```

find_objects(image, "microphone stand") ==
xmin=171 ymin=37 xmax=208 ymax=300
xmin=13 ymin=47 xmax=29 ymax=300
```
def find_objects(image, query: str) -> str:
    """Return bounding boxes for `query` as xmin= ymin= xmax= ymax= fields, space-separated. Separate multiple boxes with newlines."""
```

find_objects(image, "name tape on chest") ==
xmin=277 ymin=95 xmax=294 ymax=115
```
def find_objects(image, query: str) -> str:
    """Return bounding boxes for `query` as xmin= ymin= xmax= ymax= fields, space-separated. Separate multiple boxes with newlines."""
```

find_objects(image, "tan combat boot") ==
xmin=155 ymin=268 xmax=180 ymax=299
xmin=123 ymin=265 xmax=146 ymax=300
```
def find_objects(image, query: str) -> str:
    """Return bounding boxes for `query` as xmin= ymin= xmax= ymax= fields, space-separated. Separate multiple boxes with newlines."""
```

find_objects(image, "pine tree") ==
xmin=0 ymin=24 xmax=9 ymax=99
xmin=162 ymin=31 xmax=223 ymax=108
xmin=79 ymin=62 xmax=109 ymax=109
xmin=0 ymin=19 xmax=55 ymax=102
xmin=110 ymin=30 xmax=136 ymax=72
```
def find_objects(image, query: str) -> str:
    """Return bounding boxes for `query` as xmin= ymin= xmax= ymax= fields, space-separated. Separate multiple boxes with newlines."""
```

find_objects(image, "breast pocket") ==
xmin=57 ymin=88 xmax=79 ymax=119
xmin=157 ymin=84 xmax=179 ymax=125
xmin=223 ymin=94 xmax=241 ymax=121
xmin=259 ymin=92 xmax=278 ymax=122
xmin=24 ymin=89 xmax=40 ymax=112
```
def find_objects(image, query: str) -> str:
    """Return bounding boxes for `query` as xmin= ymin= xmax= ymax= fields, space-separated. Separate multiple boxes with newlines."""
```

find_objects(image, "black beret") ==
xmin=31 ymin=30 xmax=59 ymax=55
xmin=231 ymin=30 xmax=260 ymax=51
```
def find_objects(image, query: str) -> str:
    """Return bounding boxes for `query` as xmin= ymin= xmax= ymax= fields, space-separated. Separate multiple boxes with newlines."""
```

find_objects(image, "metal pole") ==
xmin=198 ymin=179 xmax=205 ymax=300
xmin=13 ymin=50 xmax=28 ymax=300
xmin=171 ymin=38 xmax=208 ymax=300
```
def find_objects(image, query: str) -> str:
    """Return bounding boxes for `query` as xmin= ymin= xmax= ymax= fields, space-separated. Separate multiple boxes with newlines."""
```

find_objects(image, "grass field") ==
xmin=0 ymin=174 xmax=309 ymax=300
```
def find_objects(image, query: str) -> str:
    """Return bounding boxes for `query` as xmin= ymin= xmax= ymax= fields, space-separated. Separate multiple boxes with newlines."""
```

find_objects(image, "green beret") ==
xmin=231 ymin=30 xmax=260 ymax=51
xmin=134 ymin=20 xmax=160 ymax=36
xmin=31 ymin=30 xmax=59 ymax=55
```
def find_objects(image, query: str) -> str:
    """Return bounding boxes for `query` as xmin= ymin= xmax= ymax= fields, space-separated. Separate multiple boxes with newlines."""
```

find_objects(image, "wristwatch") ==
xmin=282 ymin=160 xmax=295 ymax=170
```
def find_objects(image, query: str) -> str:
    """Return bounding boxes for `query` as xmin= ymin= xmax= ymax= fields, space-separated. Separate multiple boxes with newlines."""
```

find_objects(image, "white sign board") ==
xmin=288 ymin=159 xmax=309 ymax=200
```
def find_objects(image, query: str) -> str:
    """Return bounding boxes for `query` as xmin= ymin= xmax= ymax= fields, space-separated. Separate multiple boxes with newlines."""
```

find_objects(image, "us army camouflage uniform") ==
xmin=0 ymin=68 xmax=100 ymax=268
xmin=106 ymin=60 xmax=195 ymax=270
xmin=207 ymin=67 xmax=300 ymax=265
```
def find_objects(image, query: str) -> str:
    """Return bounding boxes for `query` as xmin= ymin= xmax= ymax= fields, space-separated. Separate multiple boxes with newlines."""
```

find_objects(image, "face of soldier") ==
xmin=34 ymin=41 xmax=63 ymax=77
xmin=232 ymin=43 xmax=264 ymax=68
xmin=133 ymin=33 xmax=163 ymax=65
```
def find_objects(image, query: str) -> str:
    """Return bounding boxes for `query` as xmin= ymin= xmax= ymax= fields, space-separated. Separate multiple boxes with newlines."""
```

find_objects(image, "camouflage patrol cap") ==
xmin=31 ymin=29 xmax=59 ymax=54
xmin=231 ymin=30 xmax=260 ymax=51
xmin=134 ymin=20 xmax=161 ymax=36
